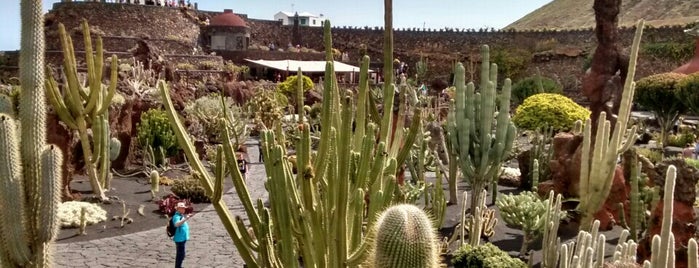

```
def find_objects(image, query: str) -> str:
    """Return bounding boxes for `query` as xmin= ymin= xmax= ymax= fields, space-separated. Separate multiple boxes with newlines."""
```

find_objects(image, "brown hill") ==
xmin=505 ymin=0 xmax=699 ymax=30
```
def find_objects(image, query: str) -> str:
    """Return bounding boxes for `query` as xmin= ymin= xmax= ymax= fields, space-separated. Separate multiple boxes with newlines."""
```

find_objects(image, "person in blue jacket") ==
xmin=173 ymin=202 xmax=193 ymax=268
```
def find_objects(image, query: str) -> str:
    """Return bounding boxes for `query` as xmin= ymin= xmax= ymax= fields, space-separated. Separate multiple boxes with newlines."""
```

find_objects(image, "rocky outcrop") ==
xmin=542 ymin=132 xmax=631 ymax=230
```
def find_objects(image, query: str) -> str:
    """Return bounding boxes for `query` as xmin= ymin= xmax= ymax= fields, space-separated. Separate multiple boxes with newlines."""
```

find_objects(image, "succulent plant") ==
xmin=371 ymin=204 xmax=440 ymax=268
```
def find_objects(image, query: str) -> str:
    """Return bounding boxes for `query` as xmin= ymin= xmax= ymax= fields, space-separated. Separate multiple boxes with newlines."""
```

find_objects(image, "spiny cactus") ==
xmin=577 ymin=20 xmax=643 ymax=230
xmin=46 ymin=19 xmax=118 ymax=201
xmin=158 ymin=6 xmax=422 ymax=266
xmin=150 ymin=170 xmax=160 ymax=195
xmin=446 ymin=44 xmax=517 ymax=214
xmin=371 ymin=204 xmax=440 ymax=268
xmin=0 ymin=0 xmax=64 ymax=266
xmin=643 ymin=165 xmax=677 ymax=268
xmin=541 ymin=190 xmax=564 ymax=268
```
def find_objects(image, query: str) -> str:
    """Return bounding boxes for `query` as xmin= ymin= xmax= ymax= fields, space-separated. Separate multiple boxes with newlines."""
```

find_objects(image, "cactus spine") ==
xmin=447 ymin=45 xmax=517 ymax=214
xmin=577 ymin=20 xmax=643 ymax=230
xmin=0 ymin=0 xmax=64 ymax=266
xmin=46 ymin=20 xmax=118 ymax=201
xmin=371 ymin=204 xmax=440 ymax=268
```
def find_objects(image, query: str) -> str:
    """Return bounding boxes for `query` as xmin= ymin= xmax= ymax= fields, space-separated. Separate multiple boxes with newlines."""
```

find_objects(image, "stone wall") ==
xmin=5 ymin=2 xmax=696 ymax=102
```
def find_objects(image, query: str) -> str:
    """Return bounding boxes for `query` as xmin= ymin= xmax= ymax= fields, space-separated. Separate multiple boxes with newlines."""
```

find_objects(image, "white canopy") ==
xmin=244 ymin=59 xmax=370 ymax=73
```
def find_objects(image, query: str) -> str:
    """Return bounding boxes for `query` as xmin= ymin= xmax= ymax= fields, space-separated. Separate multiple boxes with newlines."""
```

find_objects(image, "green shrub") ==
xmin=642 ymin=42 xmax=694 ymax=63
xmin=176 ymin=63 xmax=195 ymax=70
xmin=171 ymin=175 xmax=210 ymax=203
xmin=245 ymin=88 xmax=285 ymax=130
xmin=513 ymin=93 xmax=590 ymax=132
xmin=197 ymin=61 xmax=222 ymax=70
xmin=666 ymin=132 xmax=696 ymax=148
xmin=137 ymin=108 xmax=179 ymax=163
xmin=277 ymin=75 xmax=314 ymax=94
xmin=511 ymin=76 xmax=563 ymax=105
xmin=451 ymin=243 xmax=527 ymax=268
xmin=184 ymin=93 xmax=249 ymax=144
xmin=637 ymin=147 xmax=663 ymax=164
xmin=685 ymin=158 xmax=699 ymax=170
xmin=677 ymin=73 xmax=699 ymax=115
xmin=491 ymin=48 xmax=531 ymax=81
xmin=635 ymin=72 xmax=687 ymax=145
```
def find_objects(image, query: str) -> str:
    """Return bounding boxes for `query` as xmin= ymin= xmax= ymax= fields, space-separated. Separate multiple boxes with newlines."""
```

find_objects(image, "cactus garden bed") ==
xmin=54 ymin=165 xmax=237 ymax=244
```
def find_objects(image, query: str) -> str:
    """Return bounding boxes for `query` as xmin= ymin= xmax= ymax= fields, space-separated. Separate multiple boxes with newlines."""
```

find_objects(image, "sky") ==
xmin=0 ymin=0 xmax=552 ymax=51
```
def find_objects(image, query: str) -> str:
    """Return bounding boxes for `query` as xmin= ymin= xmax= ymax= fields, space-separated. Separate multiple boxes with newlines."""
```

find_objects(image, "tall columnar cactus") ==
xmin=643 ymin=165 xmax=677 ymax=268
xmin=158 ymin=2 xmax=422 ymax=266
xmin=46 ymin=20 xmax=118 ymax=201
xmin=371 ymin=204 xmax=440 ymax=268
xmin=577 ymin=20 xmax=643 ymax=230
xmin=447 ymin=45 xmax=517 ymax=213
xmin=0 ymin=0 xmax=64 ymax=266
xmin=628 ymin=157 xmax=644 ymax=242
xmin=541 ymin=190 xmax=564 ymax=268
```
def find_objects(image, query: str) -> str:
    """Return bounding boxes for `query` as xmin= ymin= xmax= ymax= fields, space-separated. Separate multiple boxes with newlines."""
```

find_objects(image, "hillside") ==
xmin=505 ymin=0 xmax=699 ymax=30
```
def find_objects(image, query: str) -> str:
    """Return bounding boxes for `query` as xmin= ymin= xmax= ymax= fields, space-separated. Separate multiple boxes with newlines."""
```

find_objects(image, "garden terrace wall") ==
xmin=33 ymin=2 xmax=699 ymax=105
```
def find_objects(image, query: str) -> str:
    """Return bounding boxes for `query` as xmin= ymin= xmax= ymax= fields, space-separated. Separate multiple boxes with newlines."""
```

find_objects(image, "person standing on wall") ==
xmin=173 ymin=202 xmax=193 ymax=268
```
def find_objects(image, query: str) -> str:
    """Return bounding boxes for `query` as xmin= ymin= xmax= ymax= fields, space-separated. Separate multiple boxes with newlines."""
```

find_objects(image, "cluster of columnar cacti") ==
xmin=644 ymin=166 xmax=677 ymax=267
xmin=541 ymin=190 xmax=564 ymax=268
xmin=0 ymin=0 xmax=64 ymax=266
xmin=371 ymin=204 xmax=440 ymax=268
xmin=577 ymin=20 xmax=643 ymax=230
xmin=159 ymin=2 xmax=423 ymax=265
xmin=446 ymin=45 xmax=517 ymax=214
xmin=46 ymin=19 xmax=119 ymax=201
xmin=458 ymin=190 xmax=497 ymax=247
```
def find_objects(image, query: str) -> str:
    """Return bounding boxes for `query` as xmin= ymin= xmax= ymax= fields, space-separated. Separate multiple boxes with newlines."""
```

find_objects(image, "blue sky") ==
xmin=1 ymin=0 xmax=551 ymax=51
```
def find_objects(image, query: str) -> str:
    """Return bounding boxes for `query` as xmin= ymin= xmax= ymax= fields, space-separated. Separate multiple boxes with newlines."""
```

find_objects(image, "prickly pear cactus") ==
xmin=371 ymin=204 xmax=440 ymax=268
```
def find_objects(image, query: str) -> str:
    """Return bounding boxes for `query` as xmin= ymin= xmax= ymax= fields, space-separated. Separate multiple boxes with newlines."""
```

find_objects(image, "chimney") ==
xmin=223 ymin=9 xmax=233 ymax=14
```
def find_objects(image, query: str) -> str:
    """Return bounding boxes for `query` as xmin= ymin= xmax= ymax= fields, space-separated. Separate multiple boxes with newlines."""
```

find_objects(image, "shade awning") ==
xmin=244 ymin=59 xmax=370 ymax=73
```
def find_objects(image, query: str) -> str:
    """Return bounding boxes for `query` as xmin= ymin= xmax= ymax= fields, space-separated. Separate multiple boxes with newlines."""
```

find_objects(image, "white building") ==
xmin=274 ymin=11 xmax=324 ymax=27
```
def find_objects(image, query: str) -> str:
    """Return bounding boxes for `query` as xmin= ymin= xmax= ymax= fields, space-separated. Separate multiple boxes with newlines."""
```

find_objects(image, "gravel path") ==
xmin=55 ymin=141 xmax=267 ymax=268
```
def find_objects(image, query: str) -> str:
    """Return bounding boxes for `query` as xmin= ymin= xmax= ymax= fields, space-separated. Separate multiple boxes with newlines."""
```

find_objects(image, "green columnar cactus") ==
xmin=371 ymin=204 xmax=440 ymax=268
xmin=629 ymin=158 xmax=644 ymax=242
xmin=46 ymin=20 xmax=118 ymax=201
xmin=610 ymin=230 xmax=639 ymax=266
xmin=150 ymin=170 xmax=159 ymax=193
xmin=541 ymin=190 xmax=564 ymax=268
xmin=447 ymin=45 xmax=517 ymax=214
xmin=643 ymin=165 xmax=677 ymax=268
xmin=0 ymin=0 xmax=64 ymax=266
xmin=532 ymin=159 xmax=540 ymax=192
xmin=689 ymin=239 xmax=698 ymax=268
xmin=158 ymin=3 xmax=422 ymax=266
xmin=559 ymin=220 xmax=606 ymax=268
xmin=577 ymin=20 xmax=643 ymax=230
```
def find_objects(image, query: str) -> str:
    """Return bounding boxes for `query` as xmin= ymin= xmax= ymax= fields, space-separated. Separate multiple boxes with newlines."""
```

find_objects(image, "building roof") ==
xmin=277 ymin=11 xmax=319 ymax=18
xmin=245 ymin=59 xmax=370 ymax=73
xmin=210 ymin=9 xmax=248 ymax=27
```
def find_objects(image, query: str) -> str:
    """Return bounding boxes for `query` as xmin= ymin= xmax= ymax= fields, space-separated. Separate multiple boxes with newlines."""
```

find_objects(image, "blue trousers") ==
xmin=175 ymin=241 xmax=186 ymax=268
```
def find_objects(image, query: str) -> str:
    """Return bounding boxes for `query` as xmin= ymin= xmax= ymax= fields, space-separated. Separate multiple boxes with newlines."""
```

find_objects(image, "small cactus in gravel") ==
xmin=371 ymin=204 xmax=440 ymax=268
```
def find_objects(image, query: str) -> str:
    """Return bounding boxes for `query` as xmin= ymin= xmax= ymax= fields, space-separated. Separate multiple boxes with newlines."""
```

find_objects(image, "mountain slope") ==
xmin=505 ymin=0 xmax=699 ymax=30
